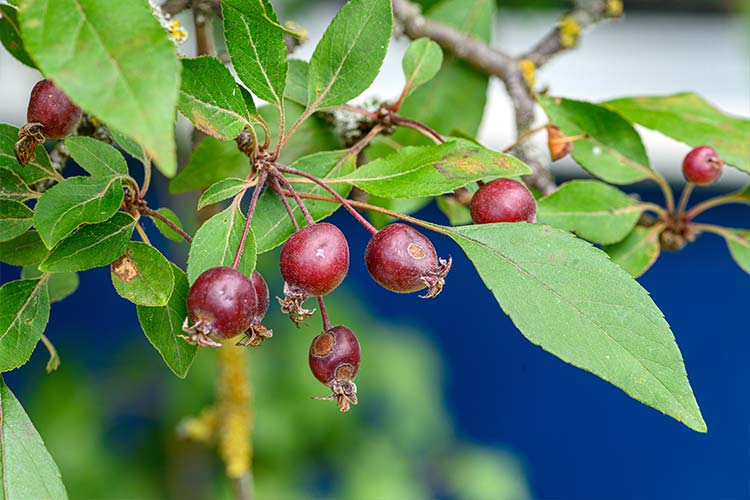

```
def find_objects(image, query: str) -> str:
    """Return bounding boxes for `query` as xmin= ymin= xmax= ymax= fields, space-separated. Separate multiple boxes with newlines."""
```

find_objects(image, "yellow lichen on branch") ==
xmin=517 ymin=59 xmax=537 ymax=89
xmin=217 ymin=344 xmax=253 ymax=479
xmin=559 ymin=15 xmax=581 ymax=49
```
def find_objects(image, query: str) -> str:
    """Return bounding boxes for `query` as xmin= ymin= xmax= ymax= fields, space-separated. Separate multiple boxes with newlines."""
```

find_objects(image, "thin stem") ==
xmin=275 ymin=165 xmax=378 ymax=235
xmin=502 ymin=124 xmax=548 ymax=153
xmin=277 ymin=104 xmax=315 ymax=155
xmin=135 ymin=221 xmax=152 ymax=245
xmin=274 ymin=174 xmax=315 ymax=225
xmin=269 ymin=177 xmax=300 ymax=231
xmin=140 ymin=154 xmax=153 ymax=197
xmin=141 ymin=206 xmax=193 ymax=243
xmin=317 ymin=296 xmax=332 ymax=331
xmin=232 ymin=172 xmax=267 ymax=270
xmin=274 ymin=102 xmax=285 ymax=157
xmin=635 ymin=202 xmax=668 ymax=217
xmin=690 ymin=223 xmax=749 ymax=245
xmin=392 ymin=115 xmax=445 ymax=144
xmin=340 ymin=104 xmax=379 ymax=119
xmin=686 ymin=192 xmax=750 ymax=221
xmin=649 ymin=171 xmax=676 ymax=214
xmin=40 ymin=334 xmax=61 ymax=373
xmin=676 ymin=183 xmax=694 ymax=218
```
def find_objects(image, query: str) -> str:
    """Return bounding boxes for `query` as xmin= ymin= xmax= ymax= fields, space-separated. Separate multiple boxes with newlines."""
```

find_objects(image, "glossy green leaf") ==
xmin=0 ymin=199 xmax=33 ymax=241
xmin=198 ymin=178 xmax=251 ymax=210
xmin=725 ymin=230 xmax=750 ymax=273
xmin=307 ymin=0 xmax=392 ymax=109
xmin=395 ymin=0 xmax=494 ymax=144
xmin=402 ymin=38 xmax=443 ymax=98
xmin=539 ymin=96 xmax=653 ymax=184
xmin=285 ymin=59 xmax=309 ymax=106
xmin=179 ymin=56 xmax=251 ymax=141
xmin=443 ymin=222 xmax=705 ymax=431
xmin=34 ymin=176 xmax=124 ymax=248
xmin=110 ymin=241 xmax=175 ymax=307
xmin=0 ymin=231 xmax=47 ymax=266
xmin=65 ymin=137 xmax=129 ymax=178
xmin=0 ymin=5 xmax=35 ymax=68
xmin=0 ymin=124 xmax=57 ymax=185
xmin=0 ymin=377 xmax=67 ymax=499
xmin=603 ymin=225 xmax=663 ymax=278
xmin=136 ymin=264 xmax=197 ymax=378
xmin=604 ymin=93 xmax=750 ymax=173
xmin=187 ymin=205 xmax=256 ymax=283
xmin=537 ymin=180 xmax=643 ymax=245
xmin=0 ymin=278 xmax=49 ymax=372
xmin=149 ymin=207 xmax=186 ymax=242
xmin=343 ymin=140 xmax=531 ymax=198
xmin=39 ymin=212 xmax=135 ymax=273
xmin=253 ymin=150 xmax=356 ymax=253
xmin=0 ymin=167 xmax=36 ymax=201
xmin=169 ymin=137 xmax=249 ymax=194
xmin=223 ymin=0 xmax=288 ymax=106
xmin=21 ymin=267 xmax=78 ymax=303
xmin=19 ymin=0 xmax=180 ymax=176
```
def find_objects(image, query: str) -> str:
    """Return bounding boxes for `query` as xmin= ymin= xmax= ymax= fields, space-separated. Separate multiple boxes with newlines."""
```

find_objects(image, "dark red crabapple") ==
xmin=682 ymin=146 xmax=725 ymax=185
xmin=15 ymin=79 xmax=82 ymax=167
xmin=182 ymin=266 xmax=258 ymax=348
xmin=309 ymin=325 xmax=361 ymax=412
xmin=365 ymin=223 xmax=451 ymax=298
xmin=237 ymin=270 xmax=273 ymax=347
xmin=278 ymin=223 xmax=349 ymax=325
xmin=470 ymin=178 xmax=537 ymax=224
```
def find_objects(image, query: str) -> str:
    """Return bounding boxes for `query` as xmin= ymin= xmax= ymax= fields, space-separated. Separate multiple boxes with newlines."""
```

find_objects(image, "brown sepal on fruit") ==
xmin=180 ymin=317 xmax=222 ymax=348
xmin=546 ymin=124 xmax=587 ymax=161
xmin=14 ymin=122 xmax=45 ymax=167
xmin=313 ymin=377 xmax=359 ymax=413
xmin=420 ymin=256 xmax=452 ymax=299
xmin=277 ymin=282 xmax=315 ymax=326
xmin=236 ymin=324 xmax=273 ymax=347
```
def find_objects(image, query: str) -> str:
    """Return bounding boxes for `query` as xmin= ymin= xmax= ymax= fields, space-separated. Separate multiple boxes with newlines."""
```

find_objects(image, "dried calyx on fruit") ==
xmin=682 ymin=145 xmax=725 ymax=185
xmin=470 ymin=178 xmax=537 ymax=224
xmin=365 ymin=223 xmax=451 ymax=298
xmin=237 ymin=270 xmax=273 ymax=347
xmin=182 ymin=266 xmax=259 ymax=347
xmin=278 ymin=222 xmax=349 ymax=325
xmin=309 ymin=325 xmax=361 ymax=412
xmin=15 ymin=79 xmax=82 ymax=167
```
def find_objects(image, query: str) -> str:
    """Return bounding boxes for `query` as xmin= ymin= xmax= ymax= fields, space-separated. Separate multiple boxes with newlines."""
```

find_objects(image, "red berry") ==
xmin=182 ymin=266 xmax=258 ymax=347
xmin=309 ymin=325 xmax=360 ymax=412
xmin=250 ymin=270 xmax=269 ymax=325
xmin=470 ymin=178 xmax=536 ymax=224
xmin=365 ymin=223 xmax=450 ymax=298
xmin=27 ymin=79 xmax=82 ymax=139
xmin=682 ymin=146 xmax=724 ymax=185
xmin=279 ymin=223 xmax=349 ymax=325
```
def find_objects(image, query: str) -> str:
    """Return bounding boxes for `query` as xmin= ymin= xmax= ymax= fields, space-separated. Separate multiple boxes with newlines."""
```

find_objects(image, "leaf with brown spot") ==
xmin=110 ymin=241 xmax=175 ymax=307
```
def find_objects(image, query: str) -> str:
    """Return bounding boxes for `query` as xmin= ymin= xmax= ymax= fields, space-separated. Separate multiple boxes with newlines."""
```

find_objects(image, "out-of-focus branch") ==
xmin=392 ymin=0 xmax=620 ymax=195
xmin=162 ymin=0 xmax=220 ymax=17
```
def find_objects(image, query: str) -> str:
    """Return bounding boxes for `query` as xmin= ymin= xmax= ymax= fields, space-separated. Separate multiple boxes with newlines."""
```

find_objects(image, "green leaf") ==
xmin=110 ymin=128 xmax=147 ymax=164
xmin=0 ymin=123 xmax=57 ymax=186
xmin=187 ymin=205 xmax=256 ymax=283
xmin=724 ymin=230 xmax=750 ymax=273
xmin=401 ymin=38 xmax=443 ymax=98
xmin=343 ymin=140 xmax=531 ymax=198
xmin=604 ymin=93 xmax=750 ymax=173
xmin=0 ymin=231 xmax=47 ymax=266
xmin=34 ymin=176 xmax=124 ymax=248
xmin=0 ymin=199 xmax=33 ymax=241
xmin=307 ymin=0 xmax=392 ymax=109
xmin=149 ymin=207 xmax=186 ymax=242
xmin=110 ymin=241 xmax=175 ymax=307
xmin=603 ymin=225 xmax=663 ymax=278
xmin=136 ymin=264 xmax=196 ymax=378
xmin=285 ymin=59 xmax=309 ymax=106
xmin=0 ymin=377 xmax=67 ymax=499
xmin=253 ymin=150 xmax=356 ymax=253
xmin=539 ymin=96 xmax=654 ymax=184
xmin=436 ymin=195 xmax=472 ymax=226
xmin=21 ymin=267 xmax=78 ymax=303
xmin=0 ymin=278 xmax=49 ymax=372
xmin=223 ymin=0 xmax=288 ymax=106
xmin=19 ymin=0 xmax=180 ymax=176
xmin=395 ymin=0 xmax=494 ymax=144
xmin=0 ymin=5 xmax=36 ymax=68
xmin=39 ymin=212 xmax=135 ymax=273
xmin=169 ymin=137 xmax=249 ymax=194
xmin=198 ymin=178 xmax=251 ymax=210
xmin=0 ymin=167 xmax=36 ymax=201
xmin=443 ymin=222 xmax=705 ymax=431
xmin=537 ymin=180 xmax=643 ymax=245
xmin=64 ymin=137 xmax=129 ymax=178
xmin=179 ymin=56 xmax=251 ymax=141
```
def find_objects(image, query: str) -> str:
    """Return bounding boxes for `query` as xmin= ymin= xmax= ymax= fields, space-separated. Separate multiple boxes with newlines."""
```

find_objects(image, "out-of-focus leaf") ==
xmin=0 ymin=231 xmax=47 ymax=266
xmin=602 ymin=225 xmax=663 ymax=278
xmin=169 ymin=137 xmax=249 ymax=193
xmin=149 ymin=207 xmax=186 ymax=243
xmin=0 ymin=5 xmax=36 ymax=68
xmin=21 ymin=267 xmax=79 ymax=303
xmin=401 ymin=38 xmax=443 ymax=99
